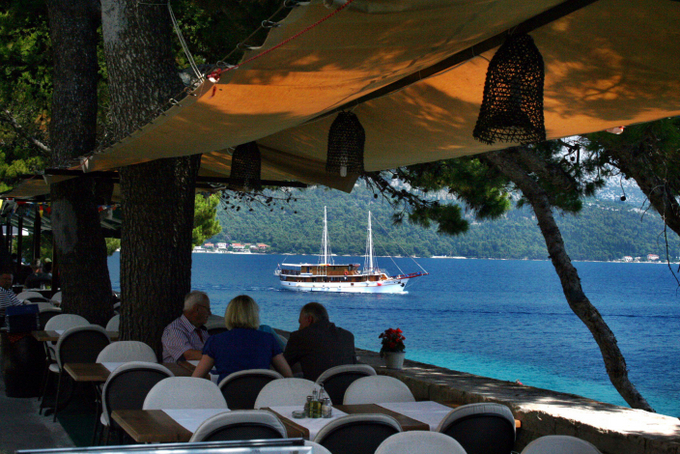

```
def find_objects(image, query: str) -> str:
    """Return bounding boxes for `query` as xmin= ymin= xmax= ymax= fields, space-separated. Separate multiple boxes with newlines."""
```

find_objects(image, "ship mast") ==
xmin=321 ymin=206 xmax=332 ymax=265
xmin=364 ymin=211 xmax=375 ymax=272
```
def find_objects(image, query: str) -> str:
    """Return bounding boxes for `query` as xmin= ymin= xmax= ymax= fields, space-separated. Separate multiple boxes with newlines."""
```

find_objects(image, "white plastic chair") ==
xmin=189 ymin=410 xmax=286 ymax=442
xmin=315 ymin=364 xmax=376 ymax=405
xmin=44 ymin=325 xmax=111 ymax=420
xmin=375 ymin=431 xmax=467 ymax=454
xmin=43 ymin=314 xmax=90 ymax=359
xmin=218 ymin=369 xmax=283 ymax=410
xmin=96 ymin=341 xmax=157 ymax=363
xmin=437 ymin=402 xmax=516 ymax=454
xmin=254 ymin=378 xmax=318 ymax=409
xmin=50 ymin=291 xmax=62 ymax=304
xmin=98 ymin=362 xmax=174 ymax=443
xmin=521 ymin=435 xmax=602 ymax=454
xmin=143 ymin=377 xmax=227 ymax=409
xmin=44 ymin=313 xmax=89 ymax=331
xmin=342 ymin=375 xmax=415 ymax=404
xmin=304 ymin=441 xmax=332 ymax=454
xmin=314 ymin=414 xmax=402 ymax=454
xmin=105 ymin=314 xmax=120 ymax=332
xmin=17 ymin=291 xmax=44 ymax=302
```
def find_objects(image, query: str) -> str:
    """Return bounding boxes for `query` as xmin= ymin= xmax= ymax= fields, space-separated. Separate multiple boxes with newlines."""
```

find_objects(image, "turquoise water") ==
xmin=108 ymin=253 xmax=680 ymax=417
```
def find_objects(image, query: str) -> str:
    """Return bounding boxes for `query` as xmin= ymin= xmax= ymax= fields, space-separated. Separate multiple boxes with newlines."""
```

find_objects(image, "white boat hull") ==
xmin=279 ymin=278 xmax=411 ymax=294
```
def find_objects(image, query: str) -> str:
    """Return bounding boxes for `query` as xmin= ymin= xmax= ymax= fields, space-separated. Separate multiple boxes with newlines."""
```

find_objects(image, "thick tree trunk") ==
xmin=484 ymin=148 xmax=654 ymax=412
xmin=101 ymin=0 xmax=200 ymax=351
xmin=47 ymin=0 xmax=113 ymax=326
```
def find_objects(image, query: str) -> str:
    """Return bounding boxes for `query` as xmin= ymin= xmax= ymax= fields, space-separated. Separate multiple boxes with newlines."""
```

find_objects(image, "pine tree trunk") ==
xmin=47 ymin=0 xmax=113 ymax=326
xmin=484 ymin=148 xmax=654 ymax=412
xmin=101 ymin=0 xmax=200 ymax=351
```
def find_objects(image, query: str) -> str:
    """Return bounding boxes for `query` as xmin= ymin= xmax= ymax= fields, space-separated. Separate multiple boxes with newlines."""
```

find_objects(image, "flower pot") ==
xmin=384 ymin=351 xmax=405 ymax=370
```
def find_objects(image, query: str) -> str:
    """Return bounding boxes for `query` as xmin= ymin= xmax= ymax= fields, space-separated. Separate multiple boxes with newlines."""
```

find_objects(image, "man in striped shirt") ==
xmin=161 ymin=290 xmax=211 ymax=363
xmin=0 ymin=271 xmax=22 ymax=327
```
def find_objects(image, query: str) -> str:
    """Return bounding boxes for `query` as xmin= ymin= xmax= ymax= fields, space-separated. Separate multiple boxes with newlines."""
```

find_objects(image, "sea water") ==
xmin=108 ymin=253 xmax=680 ymax=417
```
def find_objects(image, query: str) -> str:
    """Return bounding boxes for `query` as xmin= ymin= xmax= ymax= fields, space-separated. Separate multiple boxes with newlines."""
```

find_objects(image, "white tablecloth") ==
xmin=101 ymin=362 xmax=127 ymax=373
xmin=163 ymin=408 xmax=231 ymax=433
xmin=377 ymin=401 xmax=453 ymax=430
xmin=269 ymin=405 xmax=347 ymax=440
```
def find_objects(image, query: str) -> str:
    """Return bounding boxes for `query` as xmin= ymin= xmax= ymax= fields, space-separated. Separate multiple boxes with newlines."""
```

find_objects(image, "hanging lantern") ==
xmin=326 ymin=111 xmax=365 ymax=177
xmin=229 ymin=141 xmax=262 ymax=191
xmin=473 ymin=33 xmax=546 ymax=145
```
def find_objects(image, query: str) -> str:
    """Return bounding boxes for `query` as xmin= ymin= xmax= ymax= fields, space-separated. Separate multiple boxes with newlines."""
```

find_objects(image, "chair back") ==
xmin=105 ymin=314 xmax=120 ymax=332
xmin=375 ymin=431 xmax=467 ymax=454
xmin=96 ymin=341 xmax=157 ymax=363
xmin=101 ymin=361 xmax=174 ymax=426
xmin=44 ymin=313 xmax=89 ymax=332
xmin=521 ymin=435 xmax=602 ymax=454
xmin=316 ymin=364 xmax=376 ymax=405
xmin=303 ymin=441 xmax=332 ymax=454
xmin=218 ymin=369 xmax=283 ymax=409
xmin=437 ymin=403 xmax=516 ymax=454
xmin=143 ymin=377 xmax=227 ymax=409
xmin=38 ymin=308 xmax=63 ymax=330
xmin=314 ymin=413 xmax=402 ymax=454
xmin=254 ymin=378 xmax=318 ymax=409
xmin=343 ymin=375 xmax=415 ymax=405
xmin=16 ymin=291 xmax=43 ymax=302
xmin=25 ymin=297 xmax=53 ymax=304
xmin=55 ymin=325 xmax=111 ymax=369
xmin=51 ymin=291 xmax=62 ymax=304
xmin=189 ymin=410 xmax=286 ymax=442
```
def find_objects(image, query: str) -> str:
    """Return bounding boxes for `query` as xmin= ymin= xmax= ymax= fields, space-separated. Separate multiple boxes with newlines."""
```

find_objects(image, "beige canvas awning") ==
xmin=78 ymin=0 xmax=680 ymax=192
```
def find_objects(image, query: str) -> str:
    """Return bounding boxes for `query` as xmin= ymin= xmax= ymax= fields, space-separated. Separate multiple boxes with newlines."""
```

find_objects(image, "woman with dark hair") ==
xmin=192 ymin=294 xmax=292 ymax=383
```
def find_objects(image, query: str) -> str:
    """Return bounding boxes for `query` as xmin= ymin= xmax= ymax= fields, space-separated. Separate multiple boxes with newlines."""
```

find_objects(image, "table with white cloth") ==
xmin=64 ymin=361 xmax=192 ymax=382
xmin=32 ymin=329 xmax=119 ymax=342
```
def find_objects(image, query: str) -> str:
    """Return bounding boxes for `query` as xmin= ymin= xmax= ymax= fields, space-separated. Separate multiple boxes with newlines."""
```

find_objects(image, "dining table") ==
xmin=64 ymin=361 xmax=194 ymax=383
xmin=111 ymin=400 xmax=520 ymax=444
xmin=31 ymin=329 xmax=119 ymax=342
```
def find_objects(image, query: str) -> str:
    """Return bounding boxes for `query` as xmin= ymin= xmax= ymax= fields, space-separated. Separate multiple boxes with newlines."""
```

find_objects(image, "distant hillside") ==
xmin=210 ymin=182 xmax=680 ymax=262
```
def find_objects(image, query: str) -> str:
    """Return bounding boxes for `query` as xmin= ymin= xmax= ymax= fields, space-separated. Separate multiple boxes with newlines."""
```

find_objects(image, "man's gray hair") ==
xmin=183 ymin=290 xmax=210 ymax=311
xmin=301 ymin=302 xmax=329 ymax=322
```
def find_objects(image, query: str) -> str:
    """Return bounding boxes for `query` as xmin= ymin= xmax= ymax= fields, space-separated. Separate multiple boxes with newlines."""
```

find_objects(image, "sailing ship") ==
xmin=274 ymin=207 xmax=428 ymax=293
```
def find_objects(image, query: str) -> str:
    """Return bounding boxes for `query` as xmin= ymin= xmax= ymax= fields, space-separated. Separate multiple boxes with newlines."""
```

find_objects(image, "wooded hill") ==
xmin=212 ymin=183 xmax=680 ymax=262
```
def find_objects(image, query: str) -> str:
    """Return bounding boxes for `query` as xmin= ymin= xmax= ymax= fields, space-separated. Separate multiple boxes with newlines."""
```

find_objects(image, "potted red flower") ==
xmin=379 ymin=328 xmax=405 ymax=369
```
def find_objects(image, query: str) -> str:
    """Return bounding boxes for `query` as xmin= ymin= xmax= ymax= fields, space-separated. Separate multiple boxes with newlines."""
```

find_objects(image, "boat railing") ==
xmin=394 ymin=271 xmax=430 ymax=280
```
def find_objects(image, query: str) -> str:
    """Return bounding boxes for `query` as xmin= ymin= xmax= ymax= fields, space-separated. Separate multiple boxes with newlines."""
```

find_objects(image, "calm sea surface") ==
xmin=108 ymin=253 xmax=680 ymax=417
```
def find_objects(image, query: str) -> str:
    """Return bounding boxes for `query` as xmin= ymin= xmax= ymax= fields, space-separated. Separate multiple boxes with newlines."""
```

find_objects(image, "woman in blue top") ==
xmin=193 ymin=295 xmax=293 ymax=383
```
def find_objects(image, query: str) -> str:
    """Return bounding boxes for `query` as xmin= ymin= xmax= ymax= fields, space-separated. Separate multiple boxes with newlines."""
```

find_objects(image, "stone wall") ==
xmin=356 ymin=348 xmax=680 ymax=454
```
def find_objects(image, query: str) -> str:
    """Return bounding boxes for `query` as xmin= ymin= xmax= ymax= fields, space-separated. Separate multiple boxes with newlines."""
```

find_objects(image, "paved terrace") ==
xmin=2 ymin=345 xmax=679 ymax=453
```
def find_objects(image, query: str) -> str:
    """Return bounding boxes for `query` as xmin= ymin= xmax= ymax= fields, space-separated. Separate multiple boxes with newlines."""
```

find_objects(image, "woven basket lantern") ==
xmin=326 ymin=111 xmax=365 ymax=177
xmin=229 ymin=141 xmax=261 ymax=191
xmin=473 ymin=33 xmax=546 ymax=145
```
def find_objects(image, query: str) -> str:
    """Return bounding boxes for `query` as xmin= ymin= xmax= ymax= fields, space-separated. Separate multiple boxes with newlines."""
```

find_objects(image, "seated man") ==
xmin=284 ymin=302 xmax=356 ymax=381
xmin=23 ymin=259 xmax=52 ymax=290
xmin=0 ymin=270 xmax=22 ymax=326
xmin=161 ymin=290 xmax=211 ymax=363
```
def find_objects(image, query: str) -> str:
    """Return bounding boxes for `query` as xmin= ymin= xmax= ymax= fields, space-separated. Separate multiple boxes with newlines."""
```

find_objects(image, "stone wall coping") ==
xmin=356 ymin=348 xmax=680 ymax=454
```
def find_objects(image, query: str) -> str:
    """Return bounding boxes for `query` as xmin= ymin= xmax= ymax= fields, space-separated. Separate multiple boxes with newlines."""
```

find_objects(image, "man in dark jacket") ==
xmin=284 ymin=302 xmax=356 ymax=381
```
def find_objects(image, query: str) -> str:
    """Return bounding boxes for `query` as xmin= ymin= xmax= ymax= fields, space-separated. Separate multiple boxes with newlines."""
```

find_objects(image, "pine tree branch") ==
xmin=0 ymin=106 xmax=51 ymax=155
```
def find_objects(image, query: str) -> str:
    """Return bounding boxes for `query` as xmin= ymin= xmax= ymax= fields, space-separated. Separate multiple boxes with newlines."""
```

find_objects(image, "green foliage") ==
xmin=11 ymin=233 xmax=52 ymax=263
xmin=193 ymin=193 xmax=222 ymax=247
xmin=105 ymin=238 xmax=120 ymax=256
xmin=210 ymin=183 xmax=679 ymax=261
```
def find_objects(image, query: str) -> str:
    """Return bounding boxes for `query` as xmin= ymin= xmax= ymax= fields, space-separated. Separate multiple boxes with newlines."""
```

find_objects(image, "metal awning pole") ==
xmin=33 ymin=205 xmax=41 ymax=262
